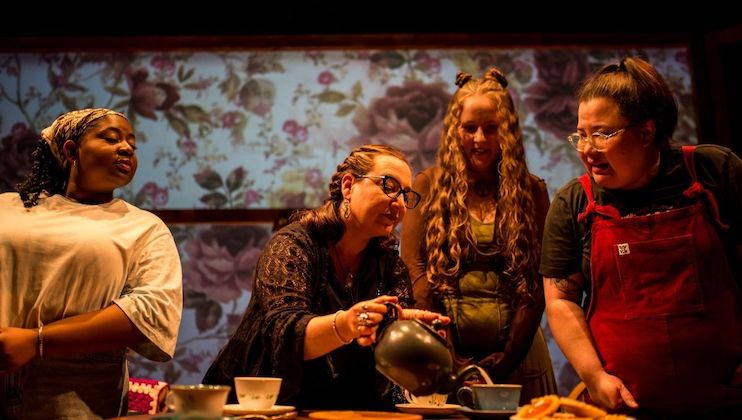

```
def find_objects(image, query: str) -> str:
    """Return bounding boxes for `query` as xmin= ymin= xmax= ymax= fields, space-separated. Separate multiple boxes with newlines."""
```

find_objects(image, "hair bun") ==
xmin=485 ymin=67 xmax=509 ymax=88
xmin=455 ymin=72 xmax=473 ymax=88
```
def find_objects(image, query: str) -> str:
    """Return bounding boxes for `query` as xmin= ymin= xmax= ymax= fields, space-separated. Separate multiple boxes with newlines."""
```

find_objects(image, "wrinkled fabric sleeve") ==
xmin=254 ymin=230 xmax=320 ymax=401
xmin=114 ymin=220 xmax=183 ymax=361
xmin=539 ymin=179 xmax=585 ymax=279
xmin=400 ymin=169 xmax=435 ymax=310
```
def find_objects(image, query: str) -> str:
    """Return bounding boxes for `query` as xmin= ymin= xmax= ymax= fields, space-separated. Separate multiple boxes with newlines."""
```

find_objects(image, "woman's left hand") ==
xmin=401 ymin=308 xmax=450 ymax=325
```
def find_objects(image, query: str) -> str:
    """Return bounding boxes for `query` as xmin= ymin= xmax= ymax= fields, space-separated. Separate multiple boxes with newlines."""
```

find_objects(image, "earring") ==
xmin=73 ymin=159 xmax=77 ymax=169
xmin=497 ymin=160 xmax=504 ymax=176
xmin=342 ymin=199 xmax=350 ymax=219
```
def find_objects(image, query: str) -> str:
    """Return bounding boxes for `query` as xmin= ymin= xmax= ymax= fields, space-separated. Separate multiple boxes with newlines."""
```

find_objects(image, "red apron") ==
xmin=580 ymin=146 xmax=742 ymax=414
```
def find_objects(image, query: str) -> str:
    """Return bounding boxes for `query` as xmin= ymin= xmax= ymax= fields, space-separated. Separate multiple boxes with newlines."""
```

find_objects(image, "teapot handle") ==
xmin=378 ymin=302 xmax=401 ymax=331
xmin=372 ymin=303 xmax=401 ymax=351
xmin=438 ymin=364 xmax=483 ymax=394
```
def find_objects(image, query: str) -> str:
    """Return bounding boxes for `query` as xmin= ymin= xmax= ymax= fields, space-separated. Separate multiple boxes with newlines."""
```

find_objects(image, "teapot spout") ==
xmin=437 ymin=364 xmax=482 ymax=394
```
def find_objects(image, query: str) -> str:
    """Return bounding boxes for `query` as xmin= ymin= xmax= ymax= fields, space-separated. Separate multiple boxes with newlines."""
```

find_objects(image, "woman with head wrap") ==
xmin=0 ymin=108 xmax=183 ymax=419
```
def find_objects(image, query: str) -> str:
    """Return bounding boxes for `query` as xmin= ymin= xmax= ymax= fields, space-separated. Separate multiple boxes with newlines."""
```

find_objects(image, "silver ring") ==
xmin=357 ymin=311 xmax=370 ymax=326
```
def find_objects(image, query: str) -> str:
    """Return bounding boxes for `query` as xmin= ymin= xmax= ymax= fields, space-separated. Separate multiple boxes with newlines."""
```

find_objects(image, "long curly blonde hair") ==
xmin=422 ymin=68 xmax=539 ymax=305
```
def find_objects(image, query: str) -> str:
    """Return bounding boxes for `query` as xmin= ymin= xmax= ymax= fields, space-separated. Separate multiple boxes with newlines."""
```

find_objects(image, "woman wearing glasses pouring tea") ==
xmin=204 ymin=144 xmax=449 ymax=411
xmin=541 ymin=56 xmax=742 ymax=418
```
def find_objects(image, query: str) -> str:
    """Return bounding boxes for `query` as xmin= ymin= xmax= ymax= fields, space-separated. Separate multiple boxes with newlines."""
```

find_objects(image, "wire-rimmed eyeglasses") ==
xmin=355 ymin=175 xmax=421 ymax=209
xmin=567 ymin=127 xmax=626 ymax=152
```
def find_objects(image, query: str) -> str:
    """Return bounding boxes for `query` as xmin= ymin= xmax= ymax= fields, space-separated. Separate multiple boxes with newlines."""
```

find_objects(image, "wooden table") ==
xmin=113 ymin=409 xmax=469 ymax=419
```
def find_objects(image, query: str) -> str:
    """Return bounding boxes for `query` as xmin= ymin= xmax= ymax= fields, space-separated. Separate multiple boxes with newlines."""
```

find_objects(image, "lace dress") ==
xmin=203 ymin=222 xmax=413 ymax=410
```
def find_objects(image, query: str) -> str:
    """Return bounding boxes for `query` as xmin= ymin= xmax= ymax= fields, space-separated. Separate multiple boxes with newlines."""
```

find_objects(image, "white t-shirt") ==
xmin=0 ymin=192 xmax=183 ymax=418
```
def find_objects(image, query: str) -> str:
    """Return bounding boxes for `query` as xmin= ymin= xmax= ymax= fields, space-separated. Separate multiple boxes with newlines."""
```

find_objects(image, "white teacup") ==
xmin=234 ymin=377 xmax=282 ymax=410
xmin=168 ymin=384 xmax=231 ymax=416
xmin=403 ymin=389 xmax=448 ymax=407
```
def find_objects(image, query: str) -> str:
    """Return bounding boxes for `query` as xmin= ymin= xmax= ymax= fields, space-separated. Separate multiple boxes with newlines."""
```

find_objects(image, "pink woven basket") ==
xmin=128 ymin=377 xmax=169 ymax=414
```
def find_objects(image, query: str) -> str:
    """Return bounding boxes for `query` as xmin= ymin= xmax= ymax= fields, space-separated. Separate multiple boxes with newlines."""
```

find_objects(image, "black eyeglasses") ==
xmin=355 ymin=175 xmax=421 ymax=209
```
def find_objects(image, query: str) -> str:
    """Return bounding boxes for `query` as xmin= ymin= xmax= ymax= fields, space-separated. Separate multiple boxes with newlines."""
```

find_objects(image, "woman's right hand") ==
xmin=0 ymin=327 xmax=38 ymax=374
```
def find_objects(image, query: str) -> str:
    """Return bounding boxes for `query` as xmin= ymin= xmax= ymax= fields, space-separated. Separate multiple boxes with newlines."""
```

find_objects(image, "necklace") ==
xmin=468 ymin=179 xmax=498 ymax=223
xmin=331 ymin=245 xmax=356 ymax=288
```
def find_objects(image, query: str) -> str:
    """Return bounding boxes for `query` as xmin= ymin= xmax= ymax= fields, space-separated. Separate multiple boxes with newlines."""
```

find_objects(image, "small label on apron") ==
xmin=617 ymin=243 xmax=630 ymax=255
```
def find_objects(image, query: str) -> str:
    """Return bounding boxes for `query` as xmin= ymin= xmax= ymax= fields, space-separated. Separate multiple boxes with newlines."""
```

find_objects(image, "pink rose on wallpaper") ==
xmin=318 ymin=70 xmax=336 ymax=85
xmin=413 ymin=52 xmax=442 ymax=75
xmin=0 ymin=123 xmax=36 ymax=193
xmin=182 ymin=226 xmax=270 ymax=303
xmin=126 ymin=68 xmax=180 ymax=120
xmin=524 ymin=52 xmax=590 ymax=140
xmin=282 ymin=119 xmax=299 ymax=134
xmin=243 ymin=189 xmax=262 ymax=206
xmin=294 ymin=126 xmax=309 ymax=143
xmin=178 ymin=137 xmax=198 ymax=158
xmin=351 ymin=81 xmax=450 ymax=173
xmin=139 ymin=182 xmax=169 ymax=208
xmin=281 ymin=119 xmax=309 ymax=143
xmin=221 ymin=112 xmax=238 ymax=129
xmin=184 ymin=240 xmax=261 ymax=302
xmin=150 ymin=55 xmax=176 ymax=77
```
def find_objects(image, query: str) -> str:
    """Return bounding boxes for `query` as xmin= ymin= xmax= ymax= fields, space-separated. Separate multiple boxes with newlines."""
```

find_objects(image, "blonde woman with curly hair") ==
xmin=401 ymin=68 xmax=557 ymax=403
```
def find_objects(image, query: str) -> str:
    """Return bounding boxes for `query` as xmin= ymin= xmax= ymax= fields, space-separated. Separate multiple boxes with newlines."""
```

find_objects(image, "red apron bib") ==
xmin=580 ymin=146 xmax=742 ymax=414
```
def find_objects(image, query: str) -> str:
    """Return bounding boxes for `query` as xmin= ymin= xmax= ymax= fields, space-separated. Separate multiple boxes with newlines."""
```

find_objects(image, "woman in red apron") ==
xmin=541 ymin=56 xmax=742 ymax=418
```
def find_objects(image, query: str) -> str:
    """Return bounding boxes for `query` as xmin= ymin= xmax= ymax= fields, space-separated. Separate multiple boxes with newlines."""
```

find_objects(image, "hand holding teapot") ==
xmin=337 ymin=295 xmax=400 ymax=347
xmin=374 ymin=303 xmax=481 ymax=396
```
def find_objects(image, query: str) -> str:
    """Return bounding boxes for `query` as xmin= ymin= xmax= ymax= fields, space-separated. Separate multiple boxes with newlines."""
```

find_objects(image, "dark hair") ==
xmin=578 ymin=56 xmax=678 ymax=149
xmin=17 ymin=140 xmax=68 ymax=207
xmin=292 ymin=144 xmax=409 ymax=244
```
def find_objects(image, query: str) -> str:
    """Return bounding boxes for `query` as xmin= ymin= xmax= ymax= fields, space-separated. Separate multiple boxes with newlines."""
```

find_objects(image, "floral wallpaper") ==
xmin=127 ymin=223 xmax=272 ymax=385
xmin=0 ymin=46 xmax=697 ymax=394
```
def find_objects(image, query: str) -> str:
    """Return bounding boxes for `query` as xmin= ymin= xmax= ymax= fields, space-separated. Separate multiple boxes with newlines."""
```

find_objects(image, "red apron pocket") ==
xmin=614 ymin=234 xmax=704 ymax=318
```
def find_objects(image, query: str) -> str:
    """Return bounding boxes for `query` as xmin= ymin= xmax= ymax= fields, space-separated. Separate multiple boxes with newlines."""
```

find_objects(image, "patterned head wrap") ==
xmin=40 ymin=108 xmax=128 ymax=170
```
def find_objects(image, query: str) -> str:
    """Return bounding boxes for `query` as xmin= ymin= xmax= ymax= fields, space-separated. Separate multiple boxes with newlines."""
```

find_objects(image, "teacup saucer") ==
xmin=223 ymin=404 xmax=295 ymax=415
xmin=395 ymin=403 xmax=461 ymax=416
xmin=457 ymin=406 xmax=517 ymax=419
